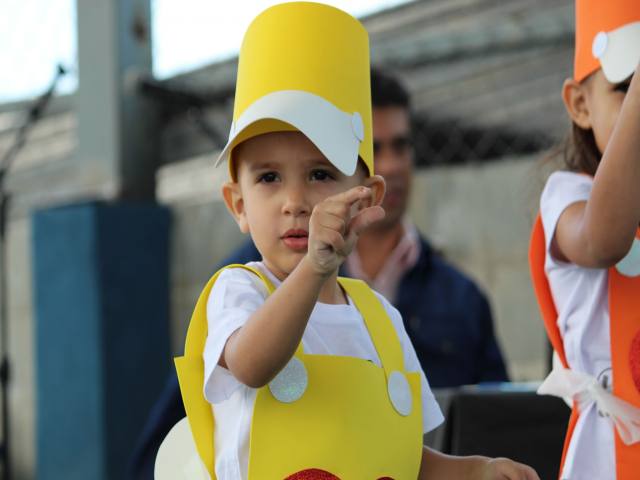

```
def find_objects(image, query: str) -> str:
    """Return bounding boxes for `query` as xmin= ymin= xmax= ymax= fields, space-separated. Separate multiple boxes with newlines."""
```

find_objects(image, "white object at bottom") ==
xmin=154 ymin=416 xmax=210 ymax=480
xmin=538 ymin=366 xmax=640 ymax=445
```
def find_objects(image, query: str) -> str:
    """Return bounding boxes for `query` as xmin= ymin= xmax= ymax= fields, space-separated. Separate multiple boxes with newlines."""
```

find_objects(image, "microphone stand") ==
xmin=0 ymin=64 xmax=66 ymax=480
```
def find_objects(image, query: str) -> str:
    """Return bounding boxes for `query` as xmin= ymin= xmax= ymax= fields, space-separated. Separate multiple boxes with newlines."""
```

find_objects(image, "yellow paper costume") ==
xmin=157 ymin=265 xmax=423 ymax=479
xmin=155 ymin=3 xmax=424 ymax=478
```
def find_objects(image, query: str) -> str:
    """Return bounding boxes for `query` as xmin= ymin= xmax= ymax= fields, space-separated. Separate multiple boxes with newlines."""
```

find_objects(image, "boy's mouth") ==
xmin=282 ymin=229 xmax=309 ymax=250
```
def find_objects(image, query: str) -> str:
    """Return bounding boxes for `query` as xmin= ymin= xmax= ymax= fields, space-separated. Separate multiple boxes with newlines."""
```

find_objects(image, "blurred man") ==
xmin=353 ymin=69 xmax=507 ymax=387
xmin=129 ymin=68 xmax=508 ymax=479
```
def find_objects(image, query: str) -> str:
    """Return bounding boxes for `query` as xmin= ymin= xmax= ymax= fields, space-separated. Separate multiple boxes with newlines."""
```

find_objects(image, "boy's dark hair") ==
xmin=562 ymin=123 xmax=600 ymax=176
xmin=371 ymin=67 xmax=410 ymax=109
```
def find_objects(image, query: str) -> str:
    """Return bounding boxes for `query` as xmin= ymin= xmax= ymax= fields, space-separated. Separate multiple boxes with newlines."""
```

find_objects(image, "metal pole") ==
xmin=0 ymin=183 xmax=10 ymax=480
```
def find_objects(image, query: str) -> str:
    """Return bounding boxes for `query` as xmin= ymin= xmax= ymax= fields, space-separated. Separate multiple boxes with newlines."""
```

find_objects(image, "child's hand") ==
xmin=307 ymin=186 xmax=385 ymax=276
xmin=479 ymin=457 xmax=540 ymax=480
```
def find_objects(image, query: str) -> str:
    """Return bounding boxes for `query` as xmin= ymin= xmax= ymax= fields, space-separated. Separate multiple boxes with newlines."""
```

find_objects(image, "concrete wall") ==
xmin=409 ymin=156 xmax=555 ymax=380
xmin=7 ymin=216 xmax=36 ymax=479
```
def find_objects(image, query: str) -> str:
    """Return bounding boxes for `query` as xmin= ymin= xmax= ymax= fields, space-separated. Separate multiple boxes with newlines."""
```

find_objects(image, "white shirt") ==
xmin=540 ymin=171 xmax=614 ymax=480
xmin=203 ymin=261 xmax=444 ymax=480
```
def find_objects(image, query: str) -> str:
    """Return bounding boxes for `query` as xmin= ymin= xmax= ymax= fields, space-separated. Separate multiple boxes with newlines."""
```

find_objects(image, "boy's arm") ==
xmin=221 ymin=186 xmax=383 ymax=388
xmin=220 ymin=256 xmax=326 ymax=388
xmin=419 ymin=447 xmax=539 ymax=480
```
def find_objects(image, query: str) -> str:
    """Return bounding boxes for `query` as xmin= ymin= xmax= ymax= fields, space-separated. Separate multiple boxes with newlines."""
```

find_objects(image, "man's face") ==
xmin=372 ymin=106 xmax=414 ymax=229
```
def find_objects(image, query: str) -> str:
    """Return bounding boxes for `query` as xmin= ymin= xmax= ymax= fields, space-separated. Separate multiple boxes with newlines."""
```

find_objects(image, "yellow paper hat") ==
xmin=215 ymin=2 xmax=373 ymax=178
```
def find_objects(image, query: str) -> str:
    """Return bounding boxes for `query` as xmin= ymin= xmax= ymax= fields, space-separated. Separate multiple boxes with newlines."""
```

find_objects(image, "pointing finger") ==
xmin=328 ymin=186 xmax=372 ymax=208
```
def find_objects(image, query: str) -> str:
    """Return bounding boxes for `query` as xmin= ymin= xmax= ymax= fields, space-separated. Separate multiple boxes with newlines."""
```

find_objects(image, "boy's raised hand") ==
xmin=420 ymin=448 xmax=540 ymax=480
xmin=307 ymin=185 xmax=385 ymax=276
xmin=479 ymin=458 xmax=540 ymax=480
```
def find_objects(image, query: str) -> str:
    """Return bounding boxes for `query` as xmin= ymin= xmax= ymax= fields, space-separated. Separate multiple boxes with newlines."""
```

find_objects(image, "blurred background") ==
xmin=1 ymin=0 xmax=572 ymax=478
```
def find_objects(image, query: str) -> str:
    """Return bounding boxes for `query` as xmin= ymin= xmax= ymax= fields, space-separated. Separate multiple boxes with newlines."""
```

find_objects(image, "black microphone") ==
xmin=0 ymin=64 xmax=68 ymax=177
xmin=27 ymin=64 xmax=67 ymax=121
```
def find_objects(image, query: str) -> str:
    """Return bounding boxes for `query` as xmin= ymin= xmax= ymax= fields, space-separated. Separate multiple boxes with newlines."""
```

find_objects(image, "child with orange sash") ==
xmin=156 ymin=3 xmax=539 ymax=479
xmin=529 ymin=1 xmax=640 ymax=479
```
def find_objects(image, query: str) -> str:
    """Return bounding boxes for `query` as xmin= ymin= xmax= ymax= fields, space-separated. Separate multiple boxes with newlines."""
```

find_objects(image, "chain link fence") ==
xmin=411 ymin=116 xmax=555 ymax=168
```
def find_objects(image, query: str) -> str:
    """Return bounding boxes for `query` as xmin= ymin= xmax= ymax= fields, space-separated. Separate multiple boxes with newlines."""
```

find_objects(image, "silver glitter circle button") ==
xmin=351 ymin=112 xmax=365 ymax=141
xmin=592 ymin=31 xmax=608 ymax=59
xmin=269 ymin=357 xmax=308 ymax=403
xmin=387 ymin=370 xmax=412 ymax=416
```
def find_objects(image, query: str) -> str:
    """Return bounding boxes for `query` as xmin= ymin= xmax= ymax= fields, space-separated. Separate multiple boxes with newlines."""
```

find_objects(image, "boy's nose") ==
xmin=281 ymin=186 xmax=311 ymax=217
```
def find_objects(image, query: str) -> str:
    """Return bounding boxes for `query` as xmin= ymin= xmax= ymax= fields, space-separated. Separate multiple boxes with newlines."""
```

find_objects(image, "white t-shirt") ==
xmin=202 ymin=261 xmax=444 ymax=480
xmin=540 ymin=171 xmax=614 ymax=480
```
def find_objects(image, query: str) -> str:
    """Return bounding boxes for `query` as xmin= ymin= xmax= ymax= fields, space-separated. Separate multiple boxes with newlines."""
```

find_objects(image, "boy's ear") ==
xmin=363 ymin=174 xmax=386 ymax=208
xmin=221 ymin=181 xmax=249 ymax=234
xmin=562 ymin=77 xmax=592 ymax=130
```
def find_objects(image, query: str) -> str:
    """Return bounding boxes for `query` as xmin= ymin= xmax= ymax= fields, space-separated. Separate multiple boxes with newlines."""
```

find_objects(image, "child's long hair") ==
xmin=562 ymin=123 xmax=601 ymax=176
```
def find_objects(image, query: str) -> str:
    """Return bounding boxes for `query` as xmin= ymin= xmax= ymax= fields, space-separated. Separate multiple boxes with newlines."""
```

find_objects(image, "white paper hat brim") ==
xmin=215 ymin=90 xmax=364 ymax=177
xmin=595 ymin=21 xmax=640 ymax=84
xmin=154 ymin=417 xmax=210 ymax=480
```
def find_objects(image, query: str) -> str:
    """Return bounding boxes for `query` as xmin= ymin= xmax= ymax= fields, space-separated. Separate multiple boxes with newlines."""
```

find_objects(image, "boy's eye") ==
xmin=258 ymin=172 xmax=279 ymax=183
xmin=310 ymin=169 xmax=334 ymax=181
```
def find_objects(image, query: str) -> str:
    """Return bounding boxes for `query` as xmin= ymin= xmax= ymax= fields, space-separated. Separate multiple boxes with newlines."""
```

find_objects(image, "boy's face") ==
xmin=223 ymin=131 xmax=370 ymax=279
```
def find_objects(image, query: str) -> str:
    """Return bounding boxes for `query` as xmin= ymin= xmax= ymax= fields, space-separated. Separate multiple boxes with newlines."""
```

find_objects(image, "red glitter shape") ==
xmin=285 ymin=469 xmax=340 ymax=480
xmin=630 ymin=330 xmax=640 ymax=394
xmin=284 ymin=470 xmax=396 ymax=479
